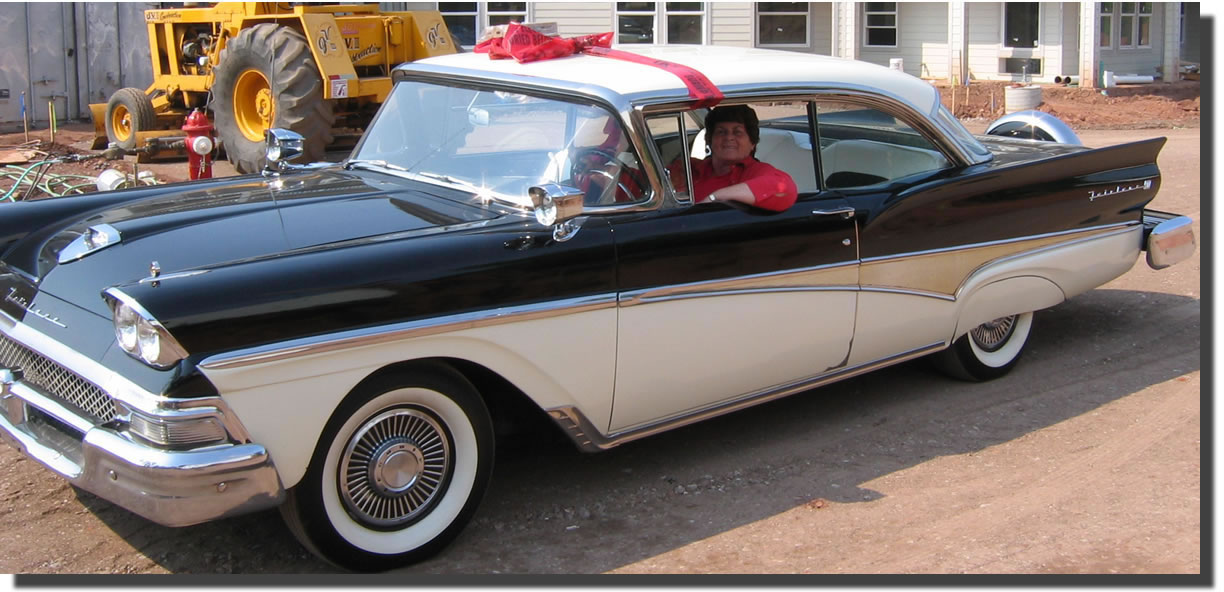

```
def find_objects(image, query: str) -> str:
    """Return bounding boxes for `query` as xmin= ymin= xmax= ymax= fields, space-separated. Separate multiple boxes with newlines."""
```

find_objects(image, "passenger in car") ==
xmin=682 ymin=105 xmax=798 ymax=212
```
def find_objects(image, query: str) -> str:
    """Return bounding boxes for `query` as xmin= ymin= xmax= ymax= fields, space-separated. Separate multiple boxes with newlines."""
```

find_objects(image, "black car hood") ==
xmin=5 ymin=168 xmax=510 ymax=317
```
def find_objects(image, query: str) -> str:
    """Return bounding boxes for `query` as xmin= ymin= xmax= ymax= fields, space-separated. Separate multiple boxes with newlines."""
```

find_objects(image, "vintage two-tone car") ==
xmin=0 ymin=45 xmax=1195 ymax=571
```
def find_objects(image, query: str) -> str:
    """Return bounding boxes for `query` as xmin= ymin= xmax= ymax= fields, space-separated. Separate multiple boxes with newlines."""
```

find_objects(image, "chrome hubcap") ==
xmin=970 ymin=315 xmax=1017 ymax=352
xmin=339 ymin=407 xmax=451 ymax=527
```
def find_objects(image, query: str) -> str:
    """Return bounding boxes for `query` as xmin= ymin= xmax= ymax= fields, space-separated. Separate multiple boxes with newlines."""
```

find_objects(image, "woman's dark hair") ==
xmin=704 ymin=105 xmax=760 ymax=152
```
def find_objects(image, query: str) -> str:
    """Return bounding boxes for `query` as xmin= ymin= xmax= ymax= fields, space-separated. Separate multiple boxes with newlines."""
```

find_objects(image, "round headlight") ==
xmin=114 ymin=302 xmax=140 ymax=353
xmin=105 ymin=288 xmax=189 ymax=369
xmin=137 ymin=319 xmax=161 ymax=365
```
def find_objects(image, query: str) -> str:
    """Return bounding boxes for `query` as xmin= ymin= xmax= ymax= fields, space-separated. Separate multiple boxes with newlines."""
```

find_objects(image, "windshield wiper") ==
xmin=345 ymin=159 xmax=410 ymax=173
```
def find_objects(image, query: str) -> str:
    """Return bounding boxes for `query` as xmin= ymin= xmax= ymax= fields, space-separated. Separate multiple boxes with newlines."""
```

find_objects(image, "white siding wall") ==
xmin=1061 ymin=2 xmax=1079 ymax=77
xmin=1039 ymin=2 xmax=1065 ymax=80
xmin=711 ymin=2 xmax=753 ymax=46
xmin=532 ymin=2 xmax=614 ymax=36
xmin=966 ymin=3 xmax=1002 ymax=79
xmin=859 ymin=2 xmax=948 ymax=79
xmin=809 ymin=3 xmax=834 ymax=55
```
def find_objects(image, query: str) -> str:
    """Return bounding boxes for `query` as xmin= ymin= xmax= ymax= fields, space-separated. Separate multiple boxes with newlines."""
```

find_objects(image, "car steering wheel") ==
xmin=570 ymin=147 xmax=646 ymax=205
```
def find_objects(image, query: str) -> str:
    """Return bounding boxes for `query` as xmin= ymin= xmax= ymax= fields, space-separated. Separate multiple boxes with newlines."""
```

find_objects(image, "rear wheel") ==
xmin=105 ymin=88 xmax=156 ymax=151
xmin=212 ymin=23 xmax=334 ymax=173
xmin=280 ymin=364 xmax=494 ymax=572
xmin=933 ymin=312 xmax=1034 ymax=381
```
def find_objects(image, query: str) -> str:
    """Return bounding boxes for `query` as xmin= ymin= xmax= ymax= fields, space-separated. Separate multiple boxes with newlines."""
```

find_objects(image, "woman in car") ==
xmin=686 ymin=105 xmax=798 ymax=212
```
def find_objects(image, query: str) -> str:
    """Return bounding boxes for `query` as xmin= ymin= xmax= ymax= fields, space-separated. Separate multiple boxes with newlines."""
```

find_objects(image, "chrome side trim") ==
xmin=199 ymin=293 xmax=620 ymax=371
xmin=549 ymin=341 xmax=946 ymax=452
xmin=859 ymin=286 xmax=956 ymax=301
xmin=620 ymin=261 xmax=859 ymax=306
xmin=859 ymin=221 xmax=1136 ymax=266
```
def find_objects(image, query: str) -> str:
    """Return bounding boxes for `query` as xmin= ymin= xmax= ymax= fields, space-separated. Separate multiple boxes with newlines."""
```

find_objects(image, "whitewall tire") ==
xmin=280 ymin=364 xmax=494 ymax=571
xmin=933 ymin=312 xmax=1034 ymax=381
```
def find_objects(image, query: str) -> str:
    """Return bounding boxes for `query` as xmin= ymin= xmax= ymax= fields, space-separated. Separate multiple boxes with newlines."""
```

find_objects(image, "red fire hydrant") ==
xmin=182 ymin=109 xmax=215 ymax=180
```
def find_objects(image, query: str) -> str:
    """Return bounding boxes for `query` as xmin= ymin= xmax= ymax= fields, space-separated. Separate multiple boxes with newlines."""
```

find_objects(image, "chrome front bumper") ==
xmin=0 ymin=335 xmax=284 ymax=528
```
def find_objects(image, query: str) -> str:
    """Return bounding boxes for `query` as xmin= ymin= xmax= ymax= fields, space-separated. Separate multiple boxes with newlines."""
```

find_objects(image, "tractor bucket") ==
xmin=88 ymin=103 xmax=109 ymax=149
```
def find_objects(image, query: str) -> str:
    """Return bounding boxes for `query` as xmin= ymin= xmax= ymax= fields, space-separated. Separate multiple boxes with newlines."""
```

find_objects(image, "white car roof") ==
xmin=415 ymin=45 xmax=942 ymax=116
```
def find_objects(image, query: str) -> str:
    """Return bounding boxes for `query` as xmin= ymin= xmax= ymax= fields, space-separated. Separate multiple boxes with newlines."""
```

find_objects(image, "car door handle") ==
xmin=812 ymin=207 xmax=856 ymax=219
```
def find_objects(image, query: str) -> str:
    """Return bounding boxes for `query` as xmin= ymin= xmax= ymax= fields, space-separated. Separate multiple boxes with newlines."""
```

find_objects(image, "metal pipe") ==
xmin=24 ymin=3 xmax=35 ymax=127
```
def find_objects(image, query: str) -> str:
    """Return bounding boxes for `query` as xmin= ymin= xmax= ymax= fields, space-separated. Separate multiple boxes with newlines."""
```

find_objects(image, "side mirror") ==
xmin=468 ymin=108 xmax=490 ymax=127
xmin=528 ymin=184 xmax=585 ymax=228
xmin=263 ymin=128 xmax=305 ymax=175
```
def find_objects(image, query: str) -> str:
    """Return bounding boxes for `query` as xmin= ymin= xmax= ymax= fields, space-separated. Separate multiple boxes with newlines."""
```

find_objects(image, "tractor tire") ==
xmin=212 ymin=23 xmax=335 ymax=174
xmin=105 ymin=88 xmax=156 ymax=151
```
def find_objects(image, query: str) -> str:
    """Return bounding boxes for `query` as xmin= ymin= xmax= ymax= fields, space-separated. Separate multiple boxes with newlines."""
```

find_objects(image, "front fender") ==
xmin=198 ymin=303 xmax=618 ymax=489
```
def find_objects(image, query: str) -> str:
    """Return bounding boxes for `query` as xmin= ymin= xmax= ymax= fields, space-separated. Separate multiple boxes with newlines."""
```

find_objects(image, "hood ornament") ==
xmin=57 ymin=224 xmax=122 ymax=264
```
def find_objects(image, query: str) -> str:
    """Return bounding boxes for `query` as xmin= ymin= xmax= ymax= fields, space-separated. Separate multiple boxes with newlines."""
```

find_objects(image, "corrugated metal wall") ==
xmin=0 ymin=3 xmax=157 ymax=132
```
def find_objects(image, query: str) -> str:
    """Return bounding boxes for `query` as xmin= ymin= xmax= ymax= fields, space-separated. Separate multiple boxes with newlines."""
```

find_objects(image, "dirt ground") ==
xmin=0 ymin=85 xmax=1203 ymax=576
xmin=936 ymin=79 xmax=1201 ymax=130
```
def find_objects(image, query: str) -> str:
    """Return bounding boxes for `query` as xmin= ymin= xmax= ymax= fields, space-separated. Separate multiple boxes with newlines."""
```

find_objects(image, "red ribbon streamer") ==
xmin=474 ymin=24 xmax=723 ymax=108
xmin=581 ymin=46 xmax=724 ymax=109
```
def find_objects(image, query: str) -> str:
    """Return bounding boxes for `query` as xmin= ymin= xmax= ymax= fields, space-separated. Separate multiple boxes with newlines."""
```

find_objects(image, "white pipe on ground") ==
xmin=1113 ymin=74 xmax=1155 ymax=84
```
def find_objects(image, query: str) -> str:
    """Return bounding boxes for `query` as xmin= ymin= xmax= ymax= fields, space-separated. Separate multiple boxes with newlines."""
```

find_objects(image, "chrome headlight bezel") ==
xmin=103 ymin=288 xmax=188 ymax=369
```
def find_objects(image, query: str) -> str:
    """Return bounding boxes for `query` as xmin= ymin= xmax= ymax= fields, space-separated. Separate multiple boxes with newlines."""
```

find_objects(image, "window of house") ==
xmin=616 ymin=2 xmax=706 ymax=44
xmin=757 ymin=3 xmax=808 ymax=46
xmin=1137 ymin=2 xmax=1153 ymax=46
xmin=1003 ymin=2 xmax=1039 ymax=48
xmin=863 ymin=3 xmax=898 ymax=47
xmin=1119 ymin=2 xmax=1135 ymax=47
xmin=1099 ymin=2 xmax=1113 ymax=47
xmin=439 ymin=2 xmax=528 ymax=47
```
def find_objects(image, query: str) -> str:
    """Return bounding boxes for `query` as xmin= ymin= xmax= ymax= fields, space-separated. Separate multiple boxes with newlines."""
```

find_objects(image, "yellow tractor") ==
xmin=90 ymin=2 xmax=458 ymax=173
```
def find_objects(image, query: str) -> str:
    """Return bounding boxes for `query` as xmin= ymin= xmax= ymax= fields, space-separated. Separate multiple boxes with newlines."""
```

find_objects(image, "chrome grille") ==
xmin=0 ymin=335 xmax=117 ymax=424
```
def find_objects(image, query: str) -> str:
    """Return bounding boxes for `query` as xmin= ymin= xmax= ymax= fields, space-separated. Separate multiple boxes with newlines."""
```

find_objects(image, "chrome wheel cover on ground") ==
xmin=969 ymin=315 xmax=1017 ymax=352
xmin=339 ymin=407 xmax=452 ymax=528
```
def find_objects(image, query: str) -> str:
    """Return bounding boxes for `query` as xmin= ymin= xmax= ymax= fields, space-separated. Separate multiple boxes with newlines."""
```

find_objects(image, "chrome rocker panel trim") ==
xmin=0 ymin=315 xmax=284 ymax=527
xmin=550 ymin=341 xmax=945 ymax=452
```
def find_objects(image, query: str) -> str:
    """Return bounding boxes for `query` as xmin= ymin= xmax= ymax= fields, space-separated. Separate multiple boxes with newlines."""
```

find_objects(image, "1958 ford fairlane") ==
xmin=0 ymin=45 xmax=1195 ymax=571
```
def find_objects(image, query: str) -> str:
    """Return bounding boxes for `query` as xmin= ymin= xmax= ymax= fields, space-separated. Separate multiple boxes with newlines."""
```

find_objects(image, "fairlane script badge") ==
xmin=5 ymin=288 xmax=66 ymax=328
xmin=1089 ymin=179 xmax=1153 ymax=201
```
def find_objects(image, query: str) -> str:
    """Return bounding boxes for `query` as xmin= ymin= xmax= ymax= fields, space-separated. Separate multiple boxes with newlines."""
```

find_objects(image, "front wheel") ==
xmin=933 ymin=312 xmax=1034 ymax=381
xmin=281 ymin=364 xmax=494 ymax=571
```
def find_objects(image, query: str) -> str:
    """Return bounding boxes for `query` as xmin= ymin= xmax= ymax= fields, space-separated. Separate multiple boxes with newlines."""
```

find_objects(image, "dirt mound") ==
xmin=936 ymin=80 xmax=1200 ymax=130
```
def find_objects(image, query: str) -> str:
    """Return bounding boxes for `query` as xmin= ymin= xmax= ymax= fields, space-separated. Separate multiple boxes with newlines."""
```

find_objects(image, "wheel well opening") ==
xmin=362 ymin=358 xmax=568 ymax=450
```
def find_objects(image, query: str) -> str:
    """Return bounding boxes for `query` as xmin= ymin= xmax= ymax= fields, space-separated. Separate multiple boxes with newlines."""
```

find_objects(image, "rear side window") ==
xmin=814 ymin=101 xmax=951 ymax=189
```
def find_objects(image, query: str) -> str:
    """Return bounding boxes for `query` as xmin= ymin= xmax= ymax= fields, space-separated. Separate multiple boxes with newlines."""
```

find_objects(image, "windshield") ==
xmin=352 ymin=80 xmax=650 ymax=208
